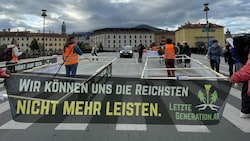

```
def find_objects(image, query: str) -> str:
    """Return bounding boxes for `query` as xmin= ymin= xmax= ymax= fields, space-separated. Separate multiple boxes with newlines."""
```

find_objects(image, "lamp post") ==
xmin=41 ymin=9 xmax=47 ymax=56
xmin=203 ymin=3 xmax=209 ymax=44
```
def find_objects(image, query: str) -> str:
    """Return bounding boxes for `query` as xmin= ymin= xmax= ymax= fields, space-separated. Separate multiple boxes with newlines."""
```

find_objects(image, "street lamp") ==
xmin=203 ymin=3 xmax=209 ymax=44
xmin=41 ymin=9 xmax=47 ymax=56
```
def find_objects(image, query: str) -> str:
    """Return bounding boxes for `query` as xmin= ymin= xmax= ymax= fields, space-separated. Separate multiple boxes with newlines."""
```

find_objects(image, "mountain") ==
xmin=134 ymin=24 xmax=163 ymax=31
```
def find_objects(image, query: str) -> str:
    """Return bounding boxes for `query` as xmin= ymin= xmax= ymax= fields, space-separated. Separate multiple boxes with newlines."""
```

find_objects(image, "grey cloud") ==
xmin=0 ymin=0 xmax=249 ymax=34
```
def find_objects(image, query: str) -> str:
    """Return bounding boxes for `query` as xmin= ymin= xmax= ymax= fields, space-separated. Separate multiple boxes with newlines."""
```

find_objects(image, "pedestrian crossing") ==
xmin=0 ymin=86 xmax=249 ymax=133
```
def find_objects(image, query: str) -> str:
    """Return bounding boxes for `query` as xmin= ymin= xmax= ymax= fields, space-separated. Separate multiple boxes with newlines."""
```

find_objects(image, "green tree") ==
xmin=0 ymin=44 xmax=7 ymax=62
xmin=29 ymin=39 xmax=39 ymax=51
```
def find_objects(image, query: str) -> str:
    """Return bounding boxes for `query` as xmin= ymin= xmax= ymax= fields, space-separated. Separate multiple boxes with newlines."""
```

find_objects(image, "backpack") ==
xmin=3 ymin=48 xmax=13 ymax=61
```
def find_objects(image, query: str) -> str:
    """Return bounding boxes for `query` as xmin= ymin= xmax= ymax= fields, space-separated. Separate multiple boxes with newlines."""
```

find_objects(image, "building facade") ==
xmin=175 ymin=22 xmax=225 ymax=49
xmin=0 ymin=31 xmax=67 ymax=51
xmin=90 ymin=28 xmax=156 ymax=51
xmin=154 ymin=30 xmax=175 ymax=46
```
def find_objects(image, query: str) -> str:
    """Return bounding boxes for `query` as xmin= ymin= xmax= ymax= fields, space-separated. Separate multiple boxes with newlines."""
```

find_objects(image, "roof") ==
xmin=0 ymin=31 xmax=66 ymax=38
xmin=176 ymin=23 xmax=224 ymax=32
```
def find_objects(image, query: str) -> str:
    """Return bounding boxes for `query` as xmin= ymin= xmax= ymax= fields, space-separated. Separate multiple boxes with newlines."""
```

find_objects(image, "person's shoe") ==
xmin=240 ymin=112 xmax=250 ymax=118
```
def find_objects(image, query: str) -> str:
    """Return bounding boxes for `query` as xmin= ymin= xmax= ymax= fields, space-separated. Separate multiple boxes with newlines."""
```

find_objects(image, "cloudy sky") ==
xmin=0 ymin=0 xmax=249 ymax=34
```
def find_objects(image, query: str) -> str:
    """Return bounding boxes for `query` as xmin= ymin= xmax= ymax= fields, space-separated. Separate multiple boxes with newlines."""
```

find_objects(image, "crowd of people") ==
xmin=136 ymin=36 xmax=250 ymax=118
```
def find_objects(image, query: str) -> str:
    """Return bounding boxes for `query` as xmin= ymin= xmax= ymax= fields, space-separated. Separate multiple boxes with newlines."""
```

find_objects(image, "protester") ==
xmin=224 ymin=38 xmax=239 ymax=76
xmin=152 ymin=45 xmax=158 ymax=51
xmin=138 ymin=44 xmax=145 ymax=63
xmin=182 ymin=42 xmax=191 ymax=67
xmin=208 ymin=39 xmax=222 ymax=72
xmin=230 ymin=35 xmax=250 ymax=118
xmin=63 ymin=36 xmax=83 ymax=77
xmin=176 ymin=42 xmax=183 ymax=63
xmin=91 ymin=45 xmax=98 ymax=61
xmin=5 ymin=39 xmax=23 ymax=73
xmin=164 ymin=38 xmax=175 ymax=77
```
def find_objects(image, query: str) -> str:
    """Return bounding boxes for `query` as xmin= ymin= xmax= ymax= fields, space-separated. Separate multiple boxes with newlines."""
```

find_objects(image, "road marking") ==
xmin=55 ymin=123 xmax=88 ymax=131
xmin=175 ymin=125 xmax=210 ymax=133
xmin=0 ymin=120 xmax=32 ymax=129
xmin=116 ymin=124 xmax=147 ymax=131
xmin=0 ymin=101 xmax=10 ymax=114
xmin=229 ymin=87 xmax=241 ymax=100
xmin=223 ymin=103 xmax=250 ymax=133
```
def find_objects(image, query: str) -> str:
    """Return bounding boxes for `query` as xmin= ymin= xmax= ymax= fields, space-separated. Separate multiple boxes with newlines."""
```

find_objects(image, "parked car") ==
xmin=119 ymin=46 xmax=133 ymax=58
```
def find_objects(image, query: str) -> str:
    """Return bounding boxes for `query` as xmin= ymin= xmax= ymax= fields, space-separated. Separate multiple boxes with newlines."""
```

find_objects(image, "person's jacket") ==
xmin=231 ymin=53 xmax=250 ymax=96
xmin=63 ymin=44 xmax=80 ymax=65
xmin=208 ymin=45 xmax=222 ymax=64
xmin=7 ymin=44 xmax=23 ymax=63
xmin=164 ymin=44 xmax=175 ymax=59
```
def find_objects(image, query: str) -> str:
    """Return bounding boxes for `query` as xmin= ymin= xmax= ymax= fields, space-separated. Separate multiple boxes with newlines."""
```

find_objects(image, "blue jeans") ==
xmin=65 ymin=63 xmax=78 ymax=77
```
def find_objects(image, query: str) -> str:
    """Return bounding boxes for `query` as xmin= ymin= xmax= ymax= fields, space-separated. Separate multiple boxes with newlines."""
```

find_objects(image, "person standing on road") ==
xmin=224 ymin=38 xmax=239 ymax=76
xmin=6 ymin=39 xmax=23 ymax=73
xmin=229 ymin=35 xmax=250 ymax=118
xmin=63 ymin=36 xmax=83 ymax=77
xmin=208 ymin=39 xmax=222 ymax=72
xmin=91 ymin=45 xmax=98 ymax=61
xmin=182 ymin=42 xmax=191 ymax=67
xmin=164 ymin=38 xmax=176 ymax=77
xmin=230 ymin=53 xmax=250 ymax=118
xmin=138 ymin=44 xmax=145 ymax=63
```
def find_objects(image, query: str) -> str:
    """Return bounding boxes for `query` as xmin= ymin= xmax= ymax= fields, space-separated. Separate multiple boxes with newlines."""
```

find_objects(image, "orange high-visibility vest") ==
xmin=164 ymin=44 xmax=175 ymax=59
xmin=11 ymin=48 xmax=18 ymax=62
xmin=63 ymin=44 xmax=79 ymax=65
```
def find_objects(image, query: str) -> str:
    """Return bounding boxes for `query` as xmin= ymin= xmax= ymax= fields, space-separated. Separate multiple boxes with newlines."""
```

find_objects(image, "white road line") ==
xmin=229 ymin=87 xmax=241 ymax=100
xmin=0 ymin=120 xmax=33 ymax=129
xmin=55 ymin=123 xmax=88 ymax=131
xmin=175 ymin=125 xmax=210 ymax=133
xmin=0 ymin=101 xmax=10 ymax=114
xmin=116 ymin=124 xmax=147 ymax=131
xmin=223 ymin=103 xmax=250 ymax=133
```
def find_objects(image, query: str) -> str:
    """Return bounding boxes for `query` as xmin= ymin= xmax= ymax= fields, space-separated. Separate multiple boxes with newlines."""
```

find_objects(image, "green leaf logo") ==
xmin=196 ymin=84 xmax=220 ymax=111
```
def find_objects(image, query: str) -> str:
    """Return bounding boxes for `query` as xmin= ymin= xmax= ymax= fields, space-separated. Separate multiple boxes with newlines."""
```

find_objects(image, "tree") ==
xmin=29 ymin=39 xmax=39 ymax=51
xmin=0 ymin=44 xmax=7 ymax=61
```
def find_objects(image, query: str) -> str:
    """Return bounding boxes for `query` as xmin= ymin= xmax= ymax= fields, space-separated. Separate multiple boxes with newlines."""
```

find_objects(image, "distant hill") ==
xmin=73 ymin=32 xmax=91 ymax=37
xmin=134 ymin=24 xmax=163 ymax=31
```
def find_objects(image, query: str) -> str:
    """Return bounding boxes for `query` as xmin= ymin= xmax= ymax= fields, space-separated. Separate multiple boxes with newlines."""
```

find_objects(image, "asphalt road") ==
xmin=0 ymin=52 xmax=249 ymax=141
